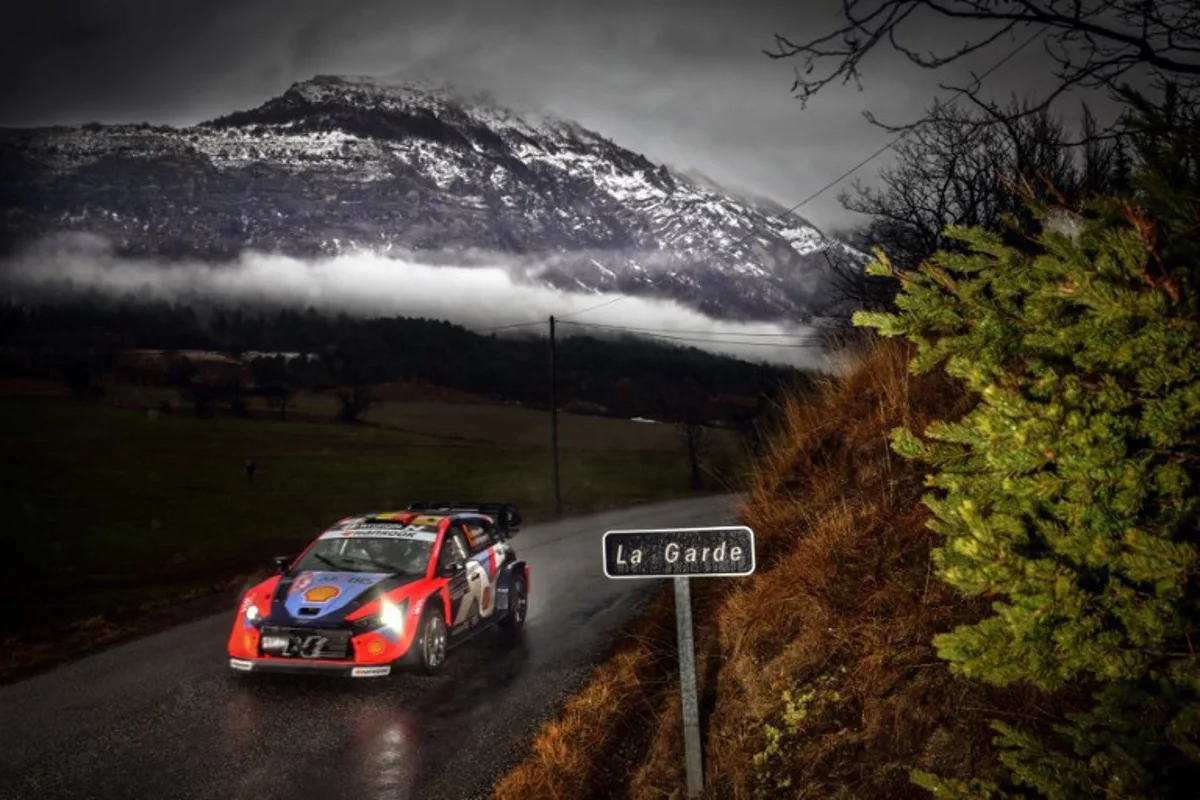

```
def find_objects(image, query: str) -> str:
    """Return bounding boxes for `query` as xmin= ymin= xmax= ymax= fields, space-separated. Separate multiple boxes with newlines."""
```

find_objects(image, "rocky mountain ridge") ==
xmin=0 ymin=74 xmax=863 ymax=322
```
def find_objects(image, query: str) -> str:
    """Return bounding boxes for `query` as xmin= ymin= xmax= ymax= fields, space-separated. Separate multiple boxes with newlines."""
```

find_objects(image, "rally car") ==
xmin=227 ymin=502 xmax=529 ymax=678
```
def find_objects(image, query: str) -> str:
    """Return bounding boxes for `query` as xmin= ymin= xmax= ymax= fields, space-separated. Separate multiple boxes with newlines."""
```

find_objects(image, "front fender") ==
xmin=424 ymin=583 xmax=451 ymax=623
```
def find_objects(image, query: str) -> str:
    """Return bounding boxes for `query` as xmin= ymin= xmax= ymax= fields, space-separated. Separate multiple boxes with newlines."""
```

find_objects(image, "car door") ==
xmin=437 ymin=528 xmax=474 ymax=634
xmin=462 ymin=517 xmax=501 ymax=619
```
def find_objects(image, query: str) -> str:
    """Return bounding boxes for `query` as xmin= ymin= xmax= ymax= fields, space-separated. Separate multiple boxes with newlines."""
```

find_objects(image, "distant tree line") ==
xmin=0 ymin=295 xmax=808 ymax=429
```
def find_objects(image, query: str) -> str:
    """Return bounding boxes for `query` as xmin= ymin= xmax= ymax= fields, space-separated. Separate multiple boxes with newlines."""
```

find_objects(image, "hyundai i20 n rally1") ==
xmin=227 ymin=502 xmax=528 ymax=677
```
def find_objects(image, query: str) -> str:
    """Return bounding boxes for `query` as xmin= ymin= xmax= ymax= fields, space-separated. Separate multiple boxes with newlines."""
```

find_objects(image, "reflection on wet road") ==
xmin=0 ymin=495 xmax=739 ymax=800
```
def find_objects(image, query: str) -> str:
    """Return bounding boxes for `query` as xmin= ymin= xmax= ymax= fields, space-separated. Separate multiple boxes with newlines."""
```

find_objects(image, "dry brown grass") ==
xmin=493 ymin=337 xmax=1067 ymax=799
xmin=493 ymin=586 xmax=677 ymax=799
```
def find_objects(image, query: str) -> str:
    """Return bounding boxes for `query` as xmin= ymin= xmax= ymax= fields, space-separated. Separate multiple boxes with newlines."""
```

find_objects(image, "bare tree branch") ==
xmin=767 ymin=0 xmax=1200 ymax=130
xmin=832 ymin=95 xmax=1134 ymax=280
xmin=811 ymin=231 xmax=898 ymax=317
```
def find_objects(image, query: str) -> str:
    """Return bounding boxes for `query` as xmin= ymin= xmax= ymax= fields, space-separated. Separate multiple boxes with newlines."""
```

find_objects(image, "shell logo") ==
xmin=367 ymin=639 xmax=387 ymax=656
xmin=303 ymin=584 xmax=341 ymax=603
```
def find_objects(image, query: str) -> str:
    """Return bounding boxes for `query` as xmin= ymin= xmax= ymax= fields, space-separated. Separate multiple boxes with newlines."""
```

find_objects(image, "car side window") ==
xmin=438 ymin=530 xmax=469 ymax=570
xmin=462 ymin=519 xmax=495 ymax=555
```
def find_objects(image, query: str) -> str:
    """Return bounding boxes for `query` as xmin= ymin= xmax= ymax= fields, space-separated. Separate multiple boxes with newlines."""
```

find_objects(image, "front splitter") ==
xmin=229 ymin=658 xmax=391 ymax=678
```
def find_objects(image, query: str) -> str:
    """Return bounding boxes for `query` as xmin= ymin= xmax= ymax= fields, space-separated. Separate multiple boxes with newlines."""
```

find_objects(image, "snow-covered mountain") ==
xmin=0 ymin=74 xmax=862 ymax=322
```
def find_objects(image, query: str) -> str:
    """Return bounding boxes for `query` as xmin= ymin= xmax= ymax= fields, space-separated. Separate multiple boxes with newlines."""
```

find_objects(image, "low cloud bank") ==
xmin=0 ymin=233 xmax=831 ymax=370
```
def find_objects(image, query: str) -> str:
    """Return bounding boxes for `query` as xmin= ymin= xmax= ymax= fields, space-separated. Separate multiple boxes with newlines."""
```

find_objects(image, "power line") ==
xmin=778 ymin=27 xmax=1044 ymax=214
xmin=541 ymin=25 xmax=1046 ymax=324
xmin=474 ymin=319 xmax=548 ymax=333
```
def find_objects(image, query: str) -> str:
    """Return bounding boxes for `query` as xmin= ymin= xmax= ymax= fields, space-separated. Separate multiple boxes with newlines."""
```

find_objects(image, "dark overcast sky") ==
xmin=0 ymin=0 xmax=1116 ymax=231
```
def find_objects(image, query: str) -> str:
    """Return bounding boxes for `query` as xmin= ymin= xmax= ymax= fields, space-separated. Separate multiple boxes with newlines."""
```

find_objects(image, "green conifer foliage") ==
xmin=854 ymin=196 xmax=1200 ymax=798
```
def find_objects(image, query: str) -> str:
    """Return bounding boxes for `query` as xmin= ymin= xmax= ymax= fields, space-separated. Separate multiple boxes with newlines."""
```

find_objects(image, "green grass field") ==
xmin=101 ymin=382 xmax=715 ymax=451
xmin=0 ymin=392 xmax=746 ymax=675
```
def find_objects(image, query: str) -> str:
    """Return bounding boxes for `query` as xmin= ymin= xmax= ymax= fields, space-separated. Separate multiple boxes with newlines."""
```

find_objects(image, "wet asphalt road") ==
xmin=0 ymin=495 xmax=740 ymax=800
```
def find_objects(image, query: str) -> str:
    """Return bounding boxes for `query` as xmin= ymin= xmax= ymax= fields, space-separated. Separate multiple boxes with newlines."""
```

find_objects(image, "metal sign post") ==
xmin=674 ymin=574 xmax=703 ymax=797
xmin=602 ymin=525 xmax=756 ymax=798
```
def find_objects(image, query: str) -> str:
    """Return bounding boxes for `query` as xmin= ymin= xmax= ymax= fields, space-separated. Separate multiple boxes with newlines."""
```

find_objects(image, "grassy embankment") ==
xmin=492 ymin=338 xmax=1056 ymax=799
xmin=0 ymin=379 xmax=744 ymax=683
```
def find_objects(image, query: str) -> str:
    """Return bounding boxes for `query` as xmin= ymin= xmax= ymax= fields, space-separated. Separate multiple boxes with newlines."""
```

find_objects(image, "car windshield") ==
xmin=293 ymin=535 xmax=434 ymax=575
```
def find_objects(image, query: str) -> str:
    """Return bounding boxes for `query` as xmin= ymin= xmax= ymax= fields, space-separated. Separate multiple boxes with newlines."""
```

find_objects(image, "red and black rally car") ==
xmin=227 ymin=502 xmax=528 ymax=678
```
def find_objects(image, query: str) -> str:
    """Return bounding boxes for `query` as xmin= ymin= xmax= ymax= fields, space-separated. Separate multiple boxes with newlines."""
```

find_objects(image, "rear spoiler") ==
xmin=404 ymin=501 xmax=523 ymax=535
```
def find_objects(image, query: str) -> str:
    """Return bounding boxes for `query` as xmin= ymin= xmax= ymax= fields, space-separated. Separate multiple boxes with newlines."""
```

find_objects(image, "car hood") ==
xmin=271 ymin=570 xmax=423 ymax=624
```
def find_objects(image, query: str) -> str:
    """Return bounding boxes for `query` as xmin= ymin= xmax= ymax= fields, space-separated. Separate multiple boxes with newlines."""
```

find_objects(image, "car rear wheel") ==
xmin=412 ymin=608 xmax=447 ymax=675
xmin=500 ymin=575 xmax=527 ymax=632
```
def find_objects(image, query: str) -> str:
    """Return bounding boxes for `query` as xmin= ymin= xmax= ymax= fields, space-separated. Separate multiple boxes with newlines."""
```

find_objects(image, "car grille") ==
xmin=259 ymin=626 xmax=353 ymax=660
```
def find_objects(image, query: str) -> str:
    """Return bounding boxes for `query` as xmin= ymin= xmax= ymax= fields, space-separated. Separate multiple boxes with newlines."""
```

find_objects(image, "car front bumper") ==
xmin=228 ymin=657 xmax=394 ymax=678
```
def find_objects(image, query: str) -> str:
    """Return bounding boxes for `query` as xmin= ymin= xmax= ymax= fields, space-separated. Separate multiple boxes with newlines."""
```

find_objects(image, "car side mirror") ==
xmin=273 ymin=555 xmax=291 ymax=574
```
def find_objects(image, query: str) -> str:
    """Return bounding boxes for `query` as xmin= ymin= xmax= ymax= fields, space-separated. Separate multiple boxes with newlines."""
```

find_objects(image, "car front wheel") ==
xmin=411 ymin=608 xmax=447 ymax=675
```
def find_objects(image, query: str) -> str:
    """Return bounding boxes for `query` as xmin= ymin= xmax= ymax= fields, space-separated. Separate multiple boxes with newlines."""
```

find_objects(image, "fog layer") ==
xmin=0 ymin=234 xmax=829 ymax=369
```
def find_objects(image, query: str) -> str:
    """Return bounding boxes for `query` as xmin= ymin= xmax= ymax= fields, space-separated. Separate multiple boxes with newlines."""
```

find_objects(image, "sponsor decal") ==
xmin=367 ymin=639 xmax=387 ymax=656
xmin=360 ymin=524 xmax=433 ymax=535
xmin=229 ymin=658 xmax=254 ymax=671
xmin=291 ymin=574 xmax=314 ymax=594
xmin=243 ymin=632 xmax=256 ymax=651
xmin=322 ymin=525 xmax=437 ymax=542
xmin=303 ymin=584 xmax=340 ymax=603
xmin=295 ymin=635 xmax=329 ymax=658
xmin=240 ymin=595 xmax=254 ymax=612
xmin=351 ymin=666 xmax=391 ymax=678
xmin=264 ymin=633 xmax=329 ymax=658
xmin=284 ymin=571 xmax=390 ymax=619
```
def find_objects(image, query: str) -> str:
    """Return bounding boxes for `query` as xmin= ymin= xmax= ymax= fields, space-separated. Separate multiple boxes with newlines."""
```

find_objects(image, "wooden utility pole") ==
xmin=549 ymin=315 xmax=562 ymax=515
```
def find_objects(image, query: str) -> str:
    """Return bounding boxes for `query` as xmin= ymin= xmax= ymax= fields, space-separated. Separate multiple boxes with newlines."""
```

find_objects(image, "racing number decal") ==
xmin=465 ymin=559 xmax=492 ymax=618
xmin=443 ymin=526 xmax=506 ymax=629
xmin=468 ymin=543 xmax=504 ymax=618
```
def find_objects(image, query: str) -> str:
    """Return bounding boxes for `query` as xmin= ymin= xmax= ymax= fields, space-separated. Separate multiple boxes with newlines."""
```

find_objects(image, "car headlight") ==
xmin=379 ymin=599 xmax=407 ymax=632
xmin=245 ymin=603 xmax=261 ymax=624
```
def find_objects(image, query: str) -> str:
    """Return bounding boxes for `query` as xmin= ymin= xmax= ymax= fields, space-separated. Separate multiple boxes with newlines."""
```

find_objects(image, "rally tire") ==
xmin=409 ymin=607 xmax=448 ymax=675
xmin=499 ymin=575 xmax=527 ymax=632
